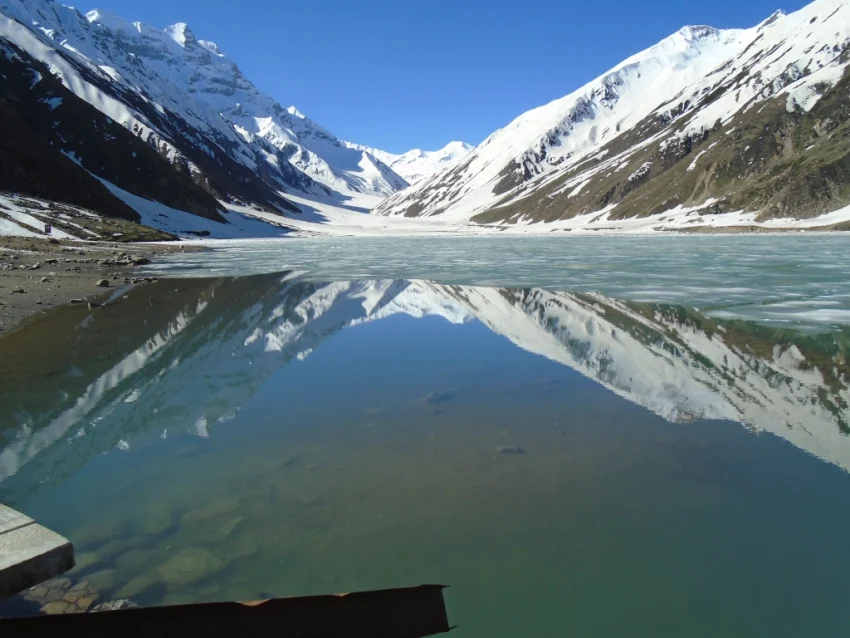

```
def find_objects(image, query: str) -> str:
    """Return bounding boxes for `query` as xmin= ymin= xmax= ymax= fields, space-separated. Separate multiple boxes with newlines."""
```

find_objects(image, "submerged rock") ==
xmin=70 ymin=518 xmax=132 ymax=548
xmin=114 ymin=573 xmax=158 ymax=600
xmin=71 ymin=551 xmax=103 ymax=574
xmin=86 ymin=569 xmax=117 ymax=592
xmin=136 ymin=502 xmax=176 ymax=537
xmin=62 ymin=581 xmax=101 ymax=612
xmin=115 ymin=548 xmax=161 ymax=575
xmin=497 ymin=446 xmax=526 ymax=455
xmin=23 ymin=580 xmax=67 ymax=605
xmin=218 ymin=532 xmax=262 ymax=562
xmin=97 ymin=539 xmax=129 ymax=559
xmin=181 ymin=496 xmax=241 ymax=525
xmin=204 ymin=516 xmax=244 ymax=543
xmin=40 ymin=601 xmax=72 ymax=615
xmin=417 ymin=391 xmax=453 ymax=405
xmin=157 ymin=548 xmax=224 ymax=588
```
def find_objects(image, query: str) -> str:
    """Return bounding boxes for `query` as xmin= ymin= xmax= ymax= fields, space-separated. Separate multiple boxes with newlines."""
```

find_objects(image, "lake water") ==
xmin=2 ymin=236 xmax=850 ymax=636
xmin=148 ymin=234 xmax=850 ymax=329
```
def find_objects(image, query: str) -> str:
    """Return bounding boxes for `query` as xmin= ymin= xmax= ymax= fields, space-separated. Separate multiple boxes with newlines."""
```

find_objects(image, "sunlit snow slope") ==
xmin=376 ymin=0 xmax=850 ymax=228
xmin=0 ymin=0 xmax=472 ymax=236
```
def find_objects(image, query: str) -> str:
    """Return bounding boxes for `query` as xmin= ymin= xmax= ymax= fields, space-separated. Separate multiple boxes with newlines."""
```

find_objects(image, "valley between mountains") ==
xmin=0 ymin=0 xmax=849 ymax=238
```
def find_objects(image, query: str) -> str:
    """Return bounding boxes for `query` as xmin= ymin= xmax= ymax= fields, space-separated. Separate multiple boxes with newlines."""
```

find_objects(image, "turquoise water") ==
xmin=1 ymin=268 xmax=849 ymax=635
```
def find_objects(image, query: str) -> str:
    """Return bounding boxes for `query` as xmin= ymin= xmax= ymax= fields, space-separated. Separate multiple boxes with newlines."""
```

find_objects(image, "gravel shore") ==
xmin=0 ymin=237 xmax=197 ymax=335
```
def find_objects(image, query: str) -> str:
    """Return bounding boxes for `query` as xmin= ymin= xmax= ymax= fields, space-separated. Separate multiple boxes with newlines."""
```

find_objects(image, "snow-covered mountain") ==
xmin=3 ymin=277 xmax=848 ymax=494
xmin=0 ymin=0 xmax=471 ymax=235
xmin=2 ymin=0 xmax=847 ymax=236
xmin=376 ymin=0 xmax=850 ymax=229
xmin=348 ymin=141 xmax=474 ymax=185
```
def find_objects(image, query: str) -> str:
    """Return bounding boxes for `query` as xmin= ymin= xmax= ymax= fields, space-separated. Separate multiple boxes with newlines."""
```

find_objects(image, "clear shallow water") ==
xmin=1 ymin=274 xmax=849 ymax=636
xmin=147 ymin=235 xmax=850 ymax=328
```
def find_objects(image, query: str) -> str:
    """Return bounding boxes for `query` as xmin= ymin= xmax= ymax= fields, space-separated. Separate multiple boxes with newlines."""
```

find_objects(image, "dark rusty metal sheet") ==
xmin=0 ymin=584 xmax=452 ymax=637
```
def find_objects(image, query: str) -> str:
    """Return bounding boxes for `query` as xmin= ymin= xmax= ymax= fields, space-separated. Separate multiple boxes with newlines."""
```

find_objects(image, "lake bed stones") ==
xmin=23 ymin=577 xmax=71 ymax=605
xmin=157 ymin=548 xmax=224 ymax=588
xmin=35 ymin=579 xmax=101 ymax=614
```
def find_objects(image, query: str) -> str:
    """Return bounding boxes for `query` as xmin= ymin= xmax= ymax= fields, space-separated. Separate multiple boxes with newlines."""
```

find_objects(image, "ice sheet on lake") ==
xmin=143 ymin=234 xmax=850 ymax=329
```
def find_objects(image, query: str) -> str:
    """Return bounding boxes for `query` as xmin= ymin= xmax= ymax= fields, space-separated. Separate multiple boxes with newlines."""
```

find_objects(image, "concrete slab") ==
xmin=0 ymin=504 xmax=74 ymax=600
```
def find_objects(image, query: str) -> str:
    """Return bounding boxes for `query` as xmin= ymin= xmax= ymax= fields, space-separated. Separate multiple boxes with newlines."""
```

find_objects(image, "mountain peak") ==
xmin=198 ymin=40 xmax=223 ymax=55
xmin=759 ymin=9 xmax=787 ymax=29
xmin=444 ymin=140 xmax=474 ymax=153
xmin=286 ymin=106 xmax=306 ymax=119
xmin=86 ymin=8 xmax=137 ymax=33
xmin=675 ymin=25 xmax=721 ymax=41
xmin=165 ymin=22 xmax=197 ymax=47
xmin=376 ymin=0 xmax=850 ymax=224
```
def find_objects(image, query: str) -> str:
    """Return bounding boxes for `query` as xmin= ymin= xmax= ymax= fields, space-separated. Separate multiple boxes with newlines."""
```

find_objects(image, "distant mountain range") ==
xmin=356 ymin=141 xmax=476 ymax=186
xmin=0 ymin=0 xmax=848 ymax=237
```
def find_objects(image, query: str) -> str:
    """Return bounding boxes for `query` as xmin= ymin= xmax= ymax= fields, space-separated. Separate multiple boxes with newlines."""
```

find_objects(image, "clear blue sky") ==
xmin=83 ymin=0 xmax=809 ymax=153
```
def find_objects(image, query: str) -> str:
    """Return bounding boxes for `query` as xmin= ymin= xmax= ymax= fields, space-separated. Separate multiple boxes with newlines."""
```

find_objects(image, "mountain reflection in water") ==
xmin=1 ymin=274 xmax=850 ymax=636
xmin=2 ymin=273 xmax=848 ymax=489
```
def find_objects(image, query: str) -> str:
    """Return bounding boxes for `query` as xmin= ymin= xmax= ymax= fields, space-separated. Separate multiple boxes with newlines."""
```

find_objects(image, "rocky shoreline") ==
xmin=0 ymin=237 xmax=199 ymax=335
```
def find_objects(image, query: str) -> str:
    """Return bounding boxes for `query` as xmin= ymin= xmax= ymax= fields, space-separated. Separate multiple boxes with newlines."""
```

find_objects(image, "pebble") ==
xmin=497 ymin=446 xmax=526 ymax=455
xmin=92 ymin=599 xmax=140 ymax=612
xmin=96 ymin=279 xmax=110 ymax=287
xmin=11 ymin=287 xmax=25 ymax=293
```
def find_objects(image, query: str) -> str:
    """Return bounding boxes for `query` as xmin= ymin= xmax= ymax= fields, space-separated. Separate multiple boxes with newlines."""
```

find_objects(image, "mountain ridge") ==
xmin=375 ymin=0 xmax=850 ymax=229
xmin=0 ymin=0 xmax=471 ymax=236
xmin=1 ymin=0 xmax=848 ymax=236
